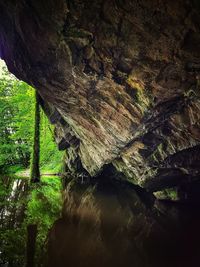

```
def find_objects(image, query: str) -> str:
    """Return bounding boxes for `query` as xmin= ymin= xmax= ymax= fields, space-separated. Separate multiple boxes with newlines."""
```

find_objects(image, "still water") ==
xmin=0 ymin=176 xmax=200 ymax=267
xmin=0 ymin=175 xmax=62 ymax=267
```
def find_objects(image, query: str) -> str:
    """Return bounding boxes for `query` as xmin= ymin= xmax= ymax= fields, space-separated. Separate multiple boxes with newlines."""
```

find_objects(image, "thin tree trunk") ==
xmin=30 ymin=91 xmax=40 ymax=183
xmin=26 ymin=224 xmax=38 ymax=267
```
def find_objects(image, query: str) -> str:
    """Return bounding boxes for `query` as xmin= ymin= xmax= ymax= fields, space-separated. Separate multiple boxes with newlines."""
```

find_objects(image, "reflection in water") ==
xmin=0 ymin=176 xmax=62 ymax=267
xmin=1 ymin=176 xmax=200 ymax=267
xmin=0 ymin=176 xmax=28 ymax=267
xmin=46 ymin=178 xmax=200 ymax=267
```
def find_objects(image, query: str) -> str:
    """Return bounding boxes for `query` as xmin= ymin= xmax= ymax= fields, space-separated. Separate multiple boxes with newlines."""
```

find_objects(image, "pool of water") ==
xmin=46 ymin=178 xmax=200 ymax=267
xmin=1 ymin=176 xmax=200 ymax=267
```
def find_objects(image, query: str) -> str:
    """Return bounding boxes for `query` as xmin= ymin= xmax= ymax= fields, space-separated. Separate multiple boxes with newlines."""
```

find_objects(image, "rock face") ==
xmin=0 ymin=0 xmax=200 ymax=195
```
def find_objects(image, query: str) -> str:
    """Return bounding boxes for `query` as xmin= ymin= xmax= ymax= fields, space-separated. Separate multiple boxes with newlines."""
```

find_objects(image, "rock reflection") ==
xmin=46 ymin=178 xmax=200 ymax=267
xmin=1 ymin=175 xmax=200 ymax=267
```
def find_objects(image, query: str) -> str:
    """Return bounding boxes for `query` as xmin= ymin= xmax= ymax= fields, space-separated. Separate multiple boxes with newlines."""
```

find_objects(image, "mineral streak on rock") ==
xmin=0 ymin=0 xmax=200 ymax=194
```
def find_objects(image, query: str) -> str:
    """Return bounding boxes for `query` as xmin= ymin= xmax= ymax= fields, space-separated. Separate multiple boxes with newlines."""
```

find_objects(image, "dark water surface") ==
xmin=1 ymin=176 xmax=200 ymax=267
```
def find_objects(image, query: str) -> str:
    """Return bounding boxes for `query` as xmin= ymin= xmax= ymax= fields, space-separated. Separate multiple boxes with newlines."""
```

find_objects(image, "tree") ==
xmin=0 ymin=61 xmax=64 ymax=175
xmin=0 ymin=66 xmax=34 ymax=172
xmin=30 ymin=92 xmax=41 ymax=183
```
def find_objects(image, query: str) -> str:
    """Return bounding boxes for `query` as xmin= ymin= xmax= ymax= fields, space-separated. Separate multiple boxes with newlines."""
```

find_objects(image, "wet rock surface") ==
xmin=0 ymin=0 xmax=200 ymax=196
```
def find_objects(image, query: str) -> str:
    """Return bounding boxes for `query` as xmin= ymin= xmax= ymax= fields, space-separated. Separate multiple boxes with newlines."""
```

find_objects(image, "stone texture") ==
xmin=0 ymin=0 xmax=200 ymax=194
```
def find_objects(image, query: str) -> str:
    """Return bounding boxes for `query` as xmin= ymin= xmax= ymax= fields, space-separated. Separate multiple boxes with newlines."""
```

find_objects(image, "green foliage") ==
xmin=40 ymin=113 xmax=64 ymax=173
xmin=0 ymin=66 xmax=34 ymax=171
xmin=27 ymin=177 xmax=62 ymax=226
xmin=0 ymin=61 xmax=64 ymax=173
xmin=0 ymin=175 xmax=62 ymax=266
xmin=26 ymin=176 xmax=62 ymax=264
xmin=154 ymin=188 xmax=178 ymax=201
xmin=0 ymin=61 xmax=64 ymax=266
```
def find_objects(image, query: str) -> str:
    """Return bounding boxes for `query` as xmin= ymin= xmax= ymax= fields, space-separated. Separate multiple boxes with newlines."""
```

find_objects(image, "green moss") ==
xmin=148 ymin=143 xmax=167 ymax=165
xmin=154 ymin=188 xmax=178 ymax=201
xmin=126 ymin=76 xmax=150 ymax=114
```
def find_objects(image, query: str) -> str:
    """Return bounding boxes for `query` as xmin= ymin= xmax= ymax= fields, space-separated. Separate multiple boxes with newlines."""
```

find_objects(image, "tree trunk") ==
xmin=26 ymin=224 xmax=38 ymax=267
xmin=30 ymin=91 xmax=40 ymax=183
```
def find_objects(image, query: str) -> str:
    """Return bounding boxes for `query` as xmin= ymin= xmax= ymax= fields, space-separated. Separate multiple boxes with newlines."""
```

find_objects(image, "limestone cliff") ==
xmin=0 ymin=0 xmax=200 ymax=195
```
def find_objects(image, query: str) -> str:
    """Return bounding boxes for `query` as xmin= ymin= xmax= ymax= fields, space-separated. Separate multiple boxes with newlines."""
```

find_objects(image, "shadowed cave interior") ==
xmin=0 ymin=0 xmax=200 ymax=266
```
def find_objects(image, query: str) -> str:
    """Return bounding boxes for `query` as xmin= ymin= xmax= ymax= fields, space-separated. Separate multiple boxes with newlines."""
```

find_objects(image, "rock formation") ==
xmin=0 ymin=0 xmax=200 ymax=199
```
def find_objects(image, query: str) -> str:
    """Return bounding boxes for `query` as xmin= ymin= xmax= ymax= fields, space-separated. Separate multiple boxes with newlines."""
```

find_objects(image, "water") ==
xmin=0 ymin=175 xmax=62 ymax=267
xmin=1 ymin=176 xmax=200 ymax=267
xmin=46 ymin=178 xmax=200 ymax=267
